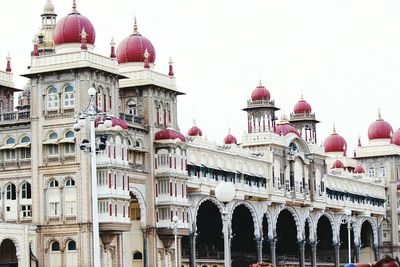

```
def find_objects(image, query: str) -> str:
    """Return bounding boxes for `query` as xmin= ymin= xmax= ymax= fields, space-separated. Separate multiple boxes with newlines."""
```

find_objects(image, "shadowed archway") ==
xmin=276 ymin=209 xmax=298 ymax=264
xmin=316 ymin=215 xmax=334 ymax=264
xmin=0 ymin=238 xmax=18 ymax=267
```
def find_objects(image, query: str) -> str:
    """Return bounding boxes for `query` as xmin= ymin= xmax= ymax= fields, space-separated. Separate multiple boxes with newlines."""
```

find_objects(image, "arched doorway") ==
xmin=231 ymin=205 xmax=256 ymax=267
xmin=0 ymin=239 xmax=18 ymax=267
xmin=276 ymin=209 xmax=298 ymax=265
xmin=316 ymin=215 xmax=334 ymax=264
xmin=194 ymin=200 xmax=223 ymax=261
xmin=360 ymin=220 xmax=375 ymax=263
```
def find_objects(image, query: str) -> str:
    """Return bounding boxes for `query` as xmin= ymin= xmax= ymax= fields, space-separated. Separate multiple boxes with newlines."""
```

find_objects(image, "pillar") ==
xmin=298 ymin=240 xmax=305 ymax=267
xmin=267 ymin=238 xmax=276 ymax=266
xmin=222 ymin=209 xmax=231 ymax=267
xmin=255 ymin=236 xmax=263 ymax=263
xmin=143 ymin=231 xmax=148 ymax=267
xmin=333 ymin=242 xmax=340 ymax=267
xmin=374 ymin=245 xmax=380 ymax=262
xmin=310 ymin=241 xmax=317 ymax=267
xmin=354 ymin=243 xmax=360 ymax=263
xmin=189 ymin=232 xmax=196 ymax=267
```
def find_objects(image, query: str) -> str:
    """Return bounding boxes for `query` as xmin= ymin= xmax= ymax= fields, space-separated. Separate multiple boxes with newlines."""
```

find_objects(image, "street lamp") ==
xmin=73 ymin=87 xmax=111 ymax=267
xmin=215 ymin=181 xmax=236 ymax=267
xmin=341 ymin=215 xmax=356 ymax=264
xmin=172 ymin=215 xmax=179 ymax=267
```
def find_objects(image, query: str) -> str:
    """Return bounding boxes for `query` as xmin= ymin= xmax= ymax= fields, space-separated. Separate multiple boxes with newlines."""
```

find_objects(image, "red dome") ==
xmin=251 ymin=85 xmax=270 ymax=101
xmin=188 ymin=125 xmax=202 ymax=137
xmin=275 ymin=123 xmax=300 ymax=137
xmin=95 ymin=116 xmax=128 ymax=129
xmin=391 ymin=129 xmax=400 ymax=146
xmin=294 ymin=99 xmax=312 ymax=114
xmin=54 ymin=7 xmax=95 ymax=45
xmin=354 ymin=166 xmax=365 ymax=174
xmin=155 ymin=128 xmax=186 ymax=142
xmin=224 ymin=134 xmax=237 ymax=145
xmin=332 ymin=160 xmax=344 ymax=169
xmin=324 ymin=131 xmax=347 ymax=153
xmin=117 ymin=23 xmax=156 ymax=64
xmin=368 ymin=118 xmax=393 ymax=140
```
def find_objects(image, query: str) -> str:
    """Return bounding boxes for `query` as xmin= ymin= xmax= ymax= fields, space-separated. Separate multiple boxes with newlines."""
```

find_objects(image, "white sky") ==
xmin=2 ymin=0 xmax=400 ymax=151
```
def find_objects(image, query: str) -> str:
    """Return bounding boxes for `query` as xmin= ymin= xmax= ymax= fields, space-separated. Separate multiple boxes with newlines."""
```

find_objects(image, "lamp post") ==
xmin=73 ymin=87 xmax=112 ymax=267
xmin=215 ymin=181 xmax=236 ymax=267
xmin=172 ymin=215 xmax=179 ymax=267
xmin=341 ymin=216 xmax=356 ymax=264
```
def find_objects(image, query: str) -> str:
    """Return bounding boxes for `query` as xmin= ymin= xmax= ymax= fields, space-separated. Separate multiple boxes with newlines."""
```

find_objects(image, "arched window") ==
xmin=67 ymin=240 xmax=76 ymax=251
xmin=133 ymin=251 xmax=143 ymax=260
xmin=49 ymin=132 xmax=58 ymax=140
xmin=127 ymin=100 xmax=137 ymax=116
xmin=49 ymin=180 xmax=59 ymax=188
xmin=65 ymin=178 xmax=75 ymax=187
xmin=6 ymin=183 xmax=16 ymax=200
xmin=21 ymin=182 xmax=31 ymax=199
xmin=63 ymin=131 xmax=75 ymax=154
xmin=51 ymin=241 xmax=60 ymax=252
xmin=65 ymin=131 xmax=74 ymax=138
xmin=63 ymin=85 xmax=74 ymax=108
xmin=6 ymin=137 xmax=15 ymax=144
xmin=21 ymin=136 xmax=30 ymax=143
xmin=47 ymin=87 xmax=59 ymax=110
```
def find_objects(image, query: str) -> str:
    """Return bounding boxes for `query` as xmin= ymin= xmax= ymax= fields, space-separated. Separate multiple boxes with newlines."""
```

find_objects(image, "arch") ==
xmin=6 ymin=137 xmax=15 ymax=145
xmin=359 ymin=217 xmax=378 ymax=247
xmin=230 ymin=200 xmax=260 ymax=237
xmin=133 ymin=250 xmax=143 ymax=260
xmin=285 ymin=135 xmax=310 ymax=156
xmin=276 ymin=207 xmax=302 ymax=241
xmin=129 ymin=186 xmax=147 ymax=227
xmin=64 ymin=178 xmax=75 ymax=187
xmin=21 ymin=182 xmax=32 ymax=199
xmin=5 ymin=183 xmax=16 ymax=200
xmin=66 ymin=240 xmax=76 ymax=251
xmin=193 ymin=196 xmax=224 ymax=227
xmin=48 ymin=132 xmax=58 ymax=140
xmin=51 ymin=241 xmax=60 ymax=252
xmin=262 ymin=209 xmax=274 ymax=239
xmin=20 ymin=135 xmax=30 ymax=143
xmin=45 ymin=238 xmax=61 ymax=253
xmin=0 ymin=237 xmax=20 ymax=261
xmin=48 ymin=179 xmax=59 ymax=188
xmin=64 ymin=130 xmax=75 ymax=138
xmin=317 ymin=212 xmax=336 ymax=243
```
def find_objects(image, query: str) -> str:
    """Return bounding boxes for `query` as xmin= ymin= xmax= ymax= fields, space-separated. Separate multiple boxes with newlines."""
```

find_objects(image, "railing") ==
xmin=0 ymin=111 xmax=30 ymax=122
xmin=119 ymin=113 xmax=144 ymax=125
xmin=182 ymin=249 xmax=224 ymax=260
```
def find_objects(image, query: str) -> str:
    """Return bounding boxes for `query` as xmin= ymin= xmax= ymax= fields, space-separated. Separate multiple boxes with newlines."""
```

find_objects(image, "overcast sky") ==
xmin=2 ymin=0 xmax=400 ymax=151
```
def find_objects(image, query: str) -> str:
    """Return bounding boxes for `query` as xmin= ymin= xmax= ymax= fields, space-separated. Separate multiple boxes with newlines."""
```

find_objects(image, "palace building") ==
xmin=0 ymin=1 xmax=397 ymax=267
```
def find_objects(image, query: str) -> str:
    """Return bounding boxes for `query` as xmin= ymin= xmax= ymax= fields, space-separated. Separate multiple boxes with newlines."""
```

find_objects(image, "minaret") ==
xmin=35 ymin=0 xmax=57 ymax=54
xmin=290 ymin=95 xmax=320 ymax=144
xmin=242 ymin=81 xmax=279 ymax=133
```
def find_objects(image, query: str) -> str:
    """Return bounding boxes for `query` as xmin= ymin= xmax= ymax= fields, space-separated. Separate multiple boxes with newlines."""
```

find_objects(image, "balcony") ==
xmin=0 ymin=111 xmax=30 ymax=125
xmin=119 ymin=113 xmax=144 ymax=125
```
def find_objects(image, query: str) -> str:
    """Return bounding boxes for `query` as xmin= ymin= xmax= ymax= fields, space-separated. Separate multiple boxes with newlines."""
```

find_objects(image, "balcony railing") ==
xmin=0 ymin=111 xmax=30 ymax=122
xmin=119 ymin=113 xmax=144 ymax=125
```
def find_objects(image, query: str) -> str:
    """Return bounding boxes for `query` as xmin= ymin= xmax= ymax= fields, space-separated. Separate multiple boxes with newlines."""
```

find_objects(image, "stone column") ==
xmin=189 ymin=232 xmax=196 ymax=267
xmin=267 ymin=238 xmax=276 ymax=266
xmin=255 ymin=236 xmax=263 ymax=263
xmin=333 ymin=242 xmax=340 ymax=267
xmin=143 ymin=231 xmax=148 ymax=267
xmin=354 ymin=243 xmax=360 ymax=263
xmin=298 ymin=240 xmax=305 ymax=267
xmin=374 ymin=245 xmax=380 ymax=262
xmin=310 ymin=241 xmax=317 ymax=267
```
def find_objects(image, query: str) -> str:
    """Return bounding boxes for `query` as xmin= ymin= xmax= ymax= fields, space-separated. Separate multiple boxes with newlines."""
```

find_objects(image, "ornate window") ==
xmin=47 ymin=132 xmax=59 ymax=155
xmin=63 ymin=131 xmax=75 ymax=154
xmin=51 ymin=241 xmax=60 ymax=252
xmin=21 ymin=136 xmax=30 ymax=143
xmin=65 ymin=178 xmax=75 ymax=187
xmin=6 ymin=137 xmax=15 ymax=145
xmin=63 ymin=85 xmax=75 ymax=108
xmin=368 ymin=167 xmax=375 ymax=178
xmin=127 ymin=100 xmax=137 ymax=116
xmin=4 ymin=137 xmax=16 ymax=160
xmin=67 ymin=240 xmax=76 ymax=251
xmin=6 ymin=183 xmax=16 ymax=200
xmin=49 ymin=179 xmax=59 ymax=188
xmin=21 ymin=182 xmax=31 ymax=199
xmin=47 ymin=87 xmax=59 ymax=110
xmin=21 ymin=205 xmax=32 ymax=218
xmin=379 ymin=166 xmax=386 ymax=177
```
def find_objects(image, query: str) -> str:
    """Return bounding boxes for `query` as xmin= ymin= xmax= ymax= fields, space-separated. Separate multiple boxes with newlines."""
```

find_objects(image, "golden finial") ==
xmin=378 ymin=108 xmax=381 ymax=119
xmin=133 ymin=16 xmax=138 ymax=34
xmin=72 ymin=0 xmax=77 ymax=11
xmin=332 ymin=123 xmax=336 ymax=134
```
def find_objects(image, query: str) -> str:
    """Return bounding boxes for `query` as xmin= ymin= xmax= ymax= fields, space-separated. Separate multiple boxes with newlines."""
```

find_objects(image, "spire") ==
xmin=168 ymin=57 xmax=174 ymax=76
xmin=110 ymin=37 xmax=116 ymax=58
xmin=5 ymin=53 xmax=11 ymax=72
xmin=80 ymin=27 xmax=88 ymax=50
xmin=378 ymin=108 xmax=381 ymax=119
xmin=332 ymin=123 xmax=336 ymax=134
xmin=357 ymin=135 xmax=362 ymax=147
xmin=259 ymin=79 xmax=262 ymax=86
xmin=72 ymin=0 xmax=77 ymax=12
xmin=133 ymin=16 xmax=139 ymax=35
xmin=143 ymin=49 xmax=150 ymax=69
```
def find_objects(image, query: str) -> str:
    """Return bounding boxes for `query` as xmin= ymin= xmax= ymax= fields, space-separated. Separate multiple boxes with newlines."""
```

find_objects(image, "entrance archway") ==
xmin=0 ymin=238 xmax=18 ymax=267
xmin=194 ymin=200 xmax=223 ymax=260
xmin=316 ymin=215 xmax=334 ymax=264
xmin=360 ymin=220 xmax=375 ymax=263
xmin=231 ymin=205 xmax=256 ymax=267
xmin=276 ymin=209 xmax=298 ymax=264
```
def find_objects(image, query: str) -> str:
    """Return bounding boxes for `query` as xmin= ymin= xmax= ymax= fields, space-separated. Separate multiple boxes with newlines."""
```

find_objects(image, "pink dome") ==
xmin=117 ymin=23 xmax=156 ymax=64
xmin=95 ymin=116 xmax=128 ymax=129
xmin=188 ymin=125 xmax=202 ymax=137
xmin=324 ymin=130 xmax=347 ymax=153
xmin=391 ymin=129 xmax=400 ymax=146
xmin=354 ymin=166 xmax=365 ymax=174
xmin=332 ymin=160 xmax=344 ymax=169
xmin=54 ymin=5 xmax=95 ymax=45
xmin=294 ymin=99 xmax=312 ymax=114
xmin=275 ymin=123 xmax=300 ymax=137
xmin=368 ymin=118 xmax=393 ymax=140
xmin=224 ymin=134 xmax=237 ymax=145
xmin=251 ymin=85 xmax=270 ymax=101
xmin=155 ymin=128 xmax=186 ymax=142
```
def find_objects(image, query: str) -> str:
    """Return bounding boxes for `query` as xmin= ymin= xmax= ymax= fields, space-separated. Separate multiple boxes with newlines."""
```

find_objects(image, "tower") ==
xmin=289 ymin=96 xmax=320 ymax=144
xmin=35 ymin=0 xmax=57 ymax=55
xmin=243 ymin=82 xmax=279 ymax=133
